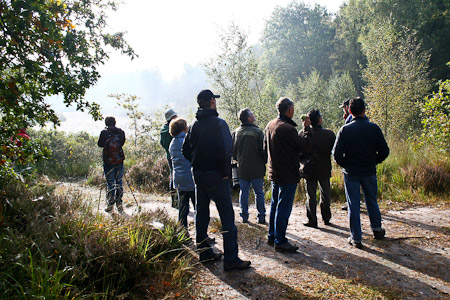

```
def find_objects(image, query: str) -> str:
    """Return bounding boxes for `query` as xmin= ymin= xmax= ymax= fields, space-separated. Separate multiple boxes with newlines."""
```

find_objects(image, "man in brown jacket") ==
xmin=264 ymin=97 xmax=311 ymax=252
xmin=300 ymin=109 xmax=336 ymax=228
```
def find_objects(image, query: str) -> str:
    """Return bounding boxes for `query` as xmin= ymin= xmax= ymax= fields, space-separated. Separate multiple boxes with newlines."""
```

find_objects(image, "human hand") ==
xmin=302 ymin=115 xmax=311 ymax=128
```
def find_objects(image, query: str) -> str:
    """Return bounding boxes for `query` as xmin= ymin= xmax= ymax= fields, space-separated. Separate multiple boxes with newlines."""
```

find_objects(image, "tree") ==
xmin=261 ymin=2 xmax=335 ymax=86
xmin=110 ymin=93 xmax=143 ymax=147
xmin=284 ymin=70 xmax=356 ymax=129
xmin=421 ymin=67 xmax=450 ymax=152
xmin=0 ymin=0 xmax=135 ymax=176
xmin=360 ymin=22 xmax=431 ymax=138
xmin=372 ymin=0 xmax=450 ymax=83
xmin=334 ymin=0 xmax=450 ymax=88
xmin=333 ymin=0 xmax=373 ymax=95
xmin=204 ymin=23 xmax=273 ymax=130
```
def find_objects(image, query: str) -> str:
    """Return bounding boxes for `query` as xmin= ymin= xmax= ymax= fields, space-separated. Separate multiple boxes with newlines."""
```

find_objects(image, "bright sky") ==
xmin=103 ymin=0 xmax=346 ymax=80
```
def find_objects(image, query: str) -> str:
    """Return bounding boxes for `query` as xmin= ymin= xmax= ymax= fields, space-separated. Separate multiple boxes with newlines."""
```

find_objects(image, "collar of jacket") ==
xmin=353 ymin=115 xmax=368 ymax=121
xmin=312 ymin=125 xmax=323 ymax=129
xmin=241 ymin=123 xmax=258 ymax=128
xmin=107 ymin=126 xmax=122 ymax=134
xmin=175 ymin=132 xmax=186 ymax=139
xmin=278 ymin=115 xmax=297 ymax=127
xmin=196 ymin=108 xmax=219 ymax=119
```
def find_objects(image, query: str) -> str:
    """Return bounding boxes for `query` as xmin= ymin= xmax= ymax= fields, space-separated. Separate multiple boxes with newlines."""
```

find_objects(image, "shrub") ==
xmin=405 ymin=162 xmax=450 ymax=194
xmin=127 ymin=155 xmax=170 ymax=193
xmin=32 ymin=130 xmax=101 ymax=179
xmin=0 ymin=177 xmax=193 ymax=299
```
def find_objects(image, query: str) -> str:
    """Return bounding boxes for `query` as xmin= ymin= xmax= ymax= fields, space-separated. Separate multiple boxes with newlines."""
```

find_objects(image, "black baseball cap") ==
xmin=197 ymin=89 xmax=220 ymax=103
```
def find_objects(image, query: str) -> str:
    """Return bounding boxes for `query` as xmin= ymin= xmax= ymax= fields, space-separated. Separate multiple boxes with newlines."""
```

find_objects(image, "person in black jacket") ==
xmin=333 ymin=98 xmax=389 ymax=248
xmin=300 ymin=109 xmax=336 ymax=228
xmin=98 ymin=116 xmax=126 ymax=213
xmin=182 ymin=89 xmax=250 ymax=271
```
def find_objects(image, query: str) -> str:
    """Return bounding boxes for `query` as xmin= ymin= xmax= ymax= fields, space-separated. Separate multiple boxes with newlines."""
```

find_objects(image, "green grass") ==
xmin=0 ymin=178 xmax=193 ymax=299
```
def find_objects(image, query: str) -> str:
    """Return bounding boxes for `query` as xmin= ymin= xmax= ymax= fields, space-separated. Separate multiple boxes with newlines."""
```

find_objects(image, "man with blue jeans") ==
xmin=333 ymin=97 xmax=389 ymax=248
xmin=264 ymin=97 xmax=311 ymax=252
xmin=232 ymin=108 xmax=267 ymax=224
xmin=183 ymin=89 xmax=250 ymax=271
xmin=98 ymin=116 xmax=126 ymax=213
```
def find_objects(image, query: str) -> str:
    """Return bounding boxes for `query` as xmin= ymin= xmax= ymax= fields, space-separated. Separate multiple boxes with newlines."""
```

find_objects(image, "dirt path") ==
xmin=58 ymin=182 xmax=450 ymax=299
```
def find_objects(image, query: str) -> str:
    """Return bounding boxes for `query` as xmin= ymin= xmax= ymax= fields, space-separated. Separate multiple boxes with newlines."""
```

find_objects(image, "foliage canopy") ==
xmin=0 ymin=0 xmax=135 ymax=177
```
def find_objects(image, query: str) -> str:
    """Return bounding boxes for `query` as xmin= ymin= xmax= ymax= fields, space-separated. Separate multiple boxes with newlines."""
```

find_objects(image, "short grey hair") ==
xmin=276 ymin=97 xmax=293 ymax=115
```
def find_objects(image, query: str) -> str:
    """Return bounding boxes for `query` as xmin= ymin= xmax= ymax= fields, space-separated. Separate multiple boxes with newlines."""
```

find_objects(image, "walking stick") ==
xmin=98 ymin=185 xmax=102 ymax=212
xmin=123 ymin=172 xmax=142 ymax=212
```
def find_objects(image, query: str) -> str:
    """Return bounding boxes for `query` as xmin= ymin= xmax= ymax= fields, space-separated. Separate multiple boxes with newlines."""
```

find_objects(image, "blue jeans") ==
xmin=268 ymin=182 xmax=297 ymax=245
xmin=195 ymin=179 xmax=239 ymax=265
xmin=178 ymin=190 xmax=195 ymax=228
xmin=239 ymin=178 xmax=266 ymax=222
xmin=103 ymin=163 xmax=124 ymax=206
xmin=344 ymin=173 xmax=382 ymax=242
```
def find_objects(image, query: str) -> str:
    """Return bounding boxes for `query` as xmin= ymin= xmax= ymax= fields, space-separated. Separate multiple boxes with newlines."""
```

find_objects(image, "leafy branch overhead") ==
xmin=0 ymin=0 xmax=136 ymax=174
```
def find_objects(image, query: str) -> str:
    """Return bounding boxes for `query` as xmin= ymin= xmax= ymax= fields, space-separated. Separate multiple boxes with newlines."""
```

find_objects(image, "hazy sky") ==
xmin=102 ymin=0 xmax=346 ymax=80
xmin=53 ymin=0 xmax=347 ymax=133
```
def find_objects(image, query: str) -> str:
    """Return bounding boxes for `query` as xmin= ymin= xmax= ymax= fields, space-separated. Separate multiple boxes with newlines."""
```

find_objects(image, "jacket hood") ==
xmin=196 ymin=108 xmax=219 ymax=119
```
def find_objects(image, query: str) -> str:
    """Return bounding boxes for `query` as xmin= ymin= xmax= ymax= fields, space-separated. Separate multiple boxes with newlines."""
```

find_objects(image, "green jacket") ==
xmin=160 ymin=123 xmax=173 ymax=160
xmin=232 ymin=124 xmax=267 ymax=179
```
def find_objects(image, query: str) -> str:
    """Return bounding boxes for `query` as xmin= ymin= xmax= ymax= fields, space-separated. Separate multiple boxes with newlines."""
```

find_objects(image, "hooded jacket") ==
xmin=182 ymin=108 xmax=232 ymax=186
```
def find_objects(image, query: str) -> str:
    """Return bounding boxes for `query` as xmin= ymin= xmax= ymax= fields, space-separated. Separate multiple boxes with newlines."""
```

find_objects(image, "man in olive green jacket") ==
xmin=160 ymin=109 xmax=177 ymax=206
xmin=232 ymin=108 xmax=267 ymax=224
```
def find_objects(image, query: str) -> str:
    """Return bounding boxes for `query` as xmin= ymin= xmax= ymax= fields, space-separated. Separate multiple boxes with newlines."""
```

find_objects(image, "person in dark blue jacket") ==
xmin=333 ymin=97 xmax=389 ymax=249
xmin=182 ymin=89 xmax=251 ymax=271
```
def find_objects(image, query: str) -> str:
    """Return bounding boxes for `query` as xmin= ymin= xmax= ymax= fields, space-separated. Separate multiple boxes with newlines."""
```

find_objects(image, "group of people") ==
xmin=98 ymin=88 xmax=390 ymax=271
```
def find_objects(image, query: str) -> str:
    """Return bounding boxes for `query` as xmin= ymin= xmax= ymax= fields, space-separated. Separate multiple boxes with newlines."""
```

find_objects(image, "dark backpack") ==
xmin=299 ymin=154 xmax=316 ymax=179
xmin=104 ymin=134 xmax=124 ymax=164
xmin=299 ymin=129 xmax=322 ymax=180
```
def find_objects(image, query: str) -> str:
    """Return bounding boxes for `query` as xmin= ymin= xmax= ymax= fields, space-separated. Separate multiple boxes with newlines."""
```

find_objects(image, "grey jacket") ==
xmin=169 ymin=132 xmax=195 ymax=191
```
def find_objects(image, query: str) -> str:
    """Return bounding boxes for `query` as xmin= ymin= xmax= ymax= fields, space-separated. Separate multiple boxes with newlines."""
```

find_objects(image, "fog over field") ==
xmin=46 ymin=0 xmax=344 ymax=134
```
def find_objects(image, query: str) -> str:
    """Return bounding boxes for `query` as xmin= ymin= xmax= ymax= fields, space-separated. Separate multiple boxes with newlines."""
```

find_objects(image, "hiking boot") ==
xmin=267 ymin=237 xmax=275 ymax=246
xmin=373 ymin=228 xmax=385 ymax=240
xmin=324 ymin=220 xmax=331 ymax=226
xmin=117 ymin=204 xmax=124 ymax=214
xmin=347 ymin=237 xmax=363 ymax=249
xmin=224 ymin=258 xmax=251 ymax=271
xmin=258 ymin=220 xmax=267 ymax=225
xmin=303 ymin=221 xmax=318 ymax=229
xmin=199 ymin=252 xmax=222 ymax=263
xmin=275 ymin=241 xmax=298 ymax=253
xmin=105 ymin=205 xmax=114 ymax=213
